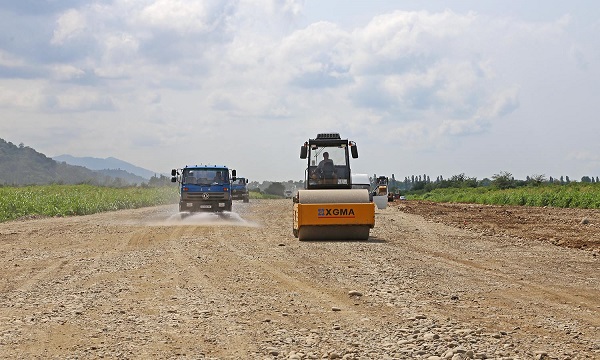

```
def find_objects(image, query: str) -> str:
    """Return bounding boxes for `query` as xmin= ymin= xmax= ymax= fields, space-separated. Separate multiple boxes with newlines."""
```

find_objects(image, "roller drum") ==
xmin=295 ymin=189 xmax=373 ymax=241
xmin=298 ymin=225 xmax=371 ymax=241
xmin=297 ymin=189 xmax=370 ymax=204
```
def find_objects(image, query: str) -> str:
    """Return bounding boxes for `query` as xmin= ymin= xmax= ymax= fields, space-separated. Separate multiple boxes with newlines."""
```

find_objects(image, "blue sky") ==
xmin=0 ymin=1 xmax=598 ymax=182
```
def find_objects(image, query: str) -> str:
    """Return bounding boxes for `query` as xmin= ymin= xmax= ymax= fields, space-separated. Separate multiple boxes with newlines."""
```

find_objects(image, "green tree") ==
xmin=148 ymin=174 xmax=172 ymax=187
xmin=265 ymin=182 xmax=285 ymax=196
xmin=412 ymin=181 xmax=426 ymax=191
xmin=492 ymin=171 xmax=515 ymax=189
xmin=479 ymin=178 xmax=492 ymax=187
xmin=528 ymin=174 xmax=546 ymax=186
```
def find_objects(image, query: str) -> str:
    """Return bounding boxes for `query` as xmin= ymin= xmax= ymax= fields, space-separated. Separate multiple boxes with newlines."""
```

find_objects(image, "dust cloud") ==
xmin=146 ymin=210 xmax=259 ymax=227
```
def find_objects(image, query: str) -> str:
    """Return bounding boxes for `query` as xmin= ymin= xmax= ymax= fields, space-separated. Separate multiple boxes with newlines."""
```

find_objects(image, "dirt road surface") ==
xmin=1 ymin=199 xmax=598 ymax=359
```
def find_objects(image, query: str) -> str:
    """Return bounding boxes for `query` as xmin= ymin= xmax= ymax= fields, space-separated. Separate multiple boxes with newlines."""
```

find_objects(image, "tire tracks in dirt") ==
xmin=377 ymin=207 xmax=600 ymax=349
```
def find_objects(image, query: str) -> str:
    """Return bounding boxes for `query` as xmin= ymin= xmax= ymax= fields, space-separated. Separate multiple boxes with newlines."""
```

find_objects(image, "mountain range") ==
xmin=0 ymin=138 xmax=159 ymax=186
xmin=52 ymin=154 xmax=159 ymax=180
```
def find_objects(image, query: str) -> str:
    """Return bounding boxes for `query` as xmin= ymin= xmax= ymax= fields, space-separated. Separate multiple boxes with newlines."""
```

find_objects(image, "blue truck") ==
xmin=231 ymin=177 xmax=249 ymax=203
xmin=171 ymin=165 xmax=236 ymax=213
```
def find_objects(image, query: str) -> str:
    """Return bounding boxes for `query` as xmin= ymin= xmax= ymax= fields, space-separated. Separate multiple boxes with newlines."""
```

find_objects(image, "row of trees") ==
xmin=144 ymin=174 xmax=174 ymax=187
xmin=248 ymin=179 xmax=303 ymax=196
xmin=244 ymin=171 xmax=600 ymax=197
xmin=390 ymin=172 xmax=600 ymax=193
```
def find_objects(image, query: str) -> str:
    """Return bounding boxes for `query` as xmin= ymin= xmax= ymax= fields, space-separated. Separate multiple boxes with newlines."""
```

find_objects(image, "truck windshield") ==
xmin=182 ymin=169 xmax=229 ymax=185
xmin=233 ymin=178 xmax=246 ymax=185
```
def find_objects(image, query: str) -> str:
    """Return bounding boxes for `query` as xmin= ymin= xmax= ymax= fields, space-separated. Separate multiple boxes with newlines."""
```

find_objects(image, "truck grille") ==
xmin=183 ymin=192 xmax=228 ymax=200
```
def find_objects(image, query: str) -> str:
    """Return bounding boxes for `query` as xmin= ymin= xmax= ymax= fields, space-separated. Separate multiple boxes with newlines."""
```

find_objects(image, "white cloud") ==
xmin=44 ymin=88 xmax=116 ymax=112
xmin=566 ymin=151 xmax=600 ymax=178
xmin=276 ymin=21 xmax=351 ymax=86
xmin=138 ymin=0 xmax=228 ymax=34
xmin=1 ymin=1 xmax=599 ymax=181
xmin=569 ymin=44 xmax=589 ymax=70
xmin=439 ymin=118 xmax=489 ymax=137
xmin=0 ymin=50 xmax=26 ymax=67
xmin=569 ymin=151 xmax=600 ymax=163
xmin=50 ymin=64 xmax=86 ymax=81
xmin=52 ymin=9 xmax=87 ymax=45
xmin=0 ymin=81 xmax=46 ymax=110
xmin=91 ymin=32 xmax=142 ymax=79
xmin=484 ymin=86 xmax=520 ymax=118
xmin=352 ymin=11 xmax=476 ymax=74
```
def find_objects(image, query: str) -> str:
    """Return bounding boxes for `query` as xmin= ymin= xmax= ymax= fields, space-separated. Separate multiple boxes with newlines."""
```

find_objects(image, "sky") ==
xmin=1 ymin=0 xmax=599 ymax=182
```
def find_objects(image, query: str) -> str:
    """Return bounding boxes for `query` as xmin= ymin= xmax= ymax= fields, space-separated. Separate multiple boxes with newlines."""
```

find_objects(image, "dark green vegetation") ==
xmin=411 ymin=184 xmax=600 ymax=208
xmin=0 ymin=185 xmax=179 ymax=223
xmin=248 ymin=180 xmax=302 ymax=197
xmin=248 ymin=190 xmax=281 ymax=199
xmin=406 ymin=172 xmax=600 ymax=209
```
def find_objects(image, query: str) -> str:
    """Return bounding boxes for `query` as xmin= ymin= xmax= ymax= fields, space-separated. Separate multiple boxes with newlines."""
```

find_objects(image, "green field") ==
xmin=4 ymin=183 xmax=598 ymax=224
xmin=248 ymin=190 xmax=282 ymax=200
xmin=0 ymin=185 xmax=179 ymax=223
xmin=411 ymin=183 xmax=600 ymax=209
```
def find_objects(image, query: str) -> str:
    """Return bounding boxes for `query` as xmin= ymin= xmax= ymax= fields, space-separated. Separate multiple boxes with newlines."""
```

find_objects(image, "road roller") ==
xmin=293 ymin=133 xmax=375 ymax=240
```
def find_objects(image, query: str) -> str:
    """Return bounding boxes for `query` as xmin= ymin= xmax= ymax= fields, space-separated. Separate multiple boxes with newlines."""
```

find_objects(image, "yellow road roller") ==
xmin=293 ymin=133 xmax=375 ymax=240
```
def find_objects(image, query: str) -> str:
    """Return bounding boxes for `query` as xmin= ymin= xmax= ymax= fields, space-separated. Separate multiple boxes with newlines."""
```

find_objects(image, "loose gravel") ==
xmin=0 ymin=200 xmax=598 ymax=359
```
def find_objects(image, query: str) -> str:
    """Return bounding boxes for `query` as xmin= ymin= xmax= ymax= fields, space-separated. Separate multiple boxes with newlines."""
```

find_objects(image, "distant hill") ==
xmin=0 ymin=139 xmax=147 ymax=186
xmin=53 ymin=154 xmax=158 ymax=180
xmin=93 ymin=169 xmax=147 ymax=185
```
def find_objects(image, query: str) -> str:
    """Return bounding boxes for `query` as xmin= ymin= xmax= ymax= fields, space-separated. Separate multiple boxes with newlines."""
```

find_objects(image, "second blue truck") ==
xmin=231 ymin=177 xmax=249 ymax=203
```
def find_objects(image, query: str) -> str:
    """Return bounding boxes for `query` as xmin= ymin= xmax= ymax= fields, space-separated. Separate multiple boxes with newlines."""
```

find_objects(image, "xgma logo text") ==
xmin=318 ymin=208 xmax=355 ymax=217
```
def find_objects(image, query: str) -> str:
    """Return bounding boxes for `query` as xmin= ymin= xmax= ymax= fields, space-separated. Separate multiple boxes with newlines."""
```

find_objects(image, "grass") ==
xmin=411 ymin=183 xmax=600 ymax=209
xmin=249 ymin=191 xmax=282 ymax=199
xmin=0 ymin=184 xmax=180 ymax=223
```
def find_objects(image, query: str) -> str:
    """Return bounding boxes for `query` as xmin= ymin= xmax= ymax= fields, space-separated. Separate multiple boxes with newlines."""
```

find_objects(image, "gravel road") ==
xmin=0 ymin=199 xmax=598 ymax=359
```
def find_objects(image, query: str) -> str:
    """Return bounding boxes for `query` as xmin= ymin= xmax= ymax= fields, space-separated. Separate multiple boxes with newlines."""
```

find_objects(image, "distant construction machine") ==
xmin=293 ymin=133 xmax=375 ymax=240
xmin=375 ymin=176 xmax=389 ymax=197
xmin=372 ymin=175 xmax=393 ymax=209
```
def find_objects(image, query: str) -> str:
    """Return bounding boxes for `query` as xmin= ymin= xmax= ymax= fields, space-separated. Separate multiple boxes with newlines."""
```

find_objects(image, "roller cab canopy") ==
xmin=300 ymin=133 xmax=359 ymax=190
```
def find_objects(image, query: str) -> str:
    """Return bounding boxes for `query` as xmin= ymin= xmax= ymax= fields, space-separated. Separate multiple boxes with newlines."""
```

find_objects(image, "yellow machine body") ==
xmin=293 ymin=189 xmax=375 ymax=240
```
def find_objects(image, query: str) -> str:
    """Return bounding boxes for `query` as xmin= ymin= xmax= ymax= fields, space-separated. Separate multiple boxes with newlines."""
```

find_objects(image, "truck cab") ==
xmin=171 ymin=165 xmax=236 ymax=213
